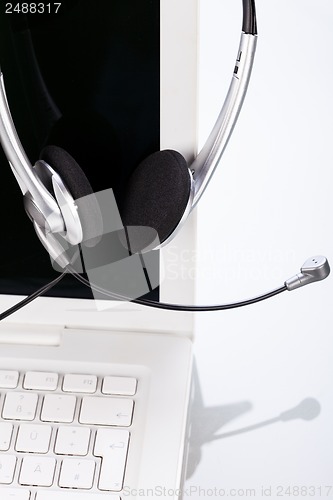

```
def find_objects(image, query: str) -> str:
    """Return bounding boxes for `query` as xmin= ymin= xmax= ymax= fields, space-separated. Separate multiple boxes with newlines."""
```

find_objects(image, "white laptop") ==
xmin=0 ymin=1 xmax=198 ymax=498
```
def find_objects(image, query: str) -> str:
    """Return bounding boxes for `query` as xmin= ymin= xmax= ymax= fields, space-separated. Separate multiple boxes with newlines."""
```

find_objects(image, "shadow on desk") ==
xmin=186 ymin=363 xmax=321 ymax=479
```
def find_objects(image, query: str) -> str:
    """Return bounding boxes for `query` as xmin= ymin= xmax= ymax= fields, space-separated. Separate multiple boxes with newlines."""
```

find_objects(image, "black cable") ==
xmin=0 ymin=265 xmax=286 ymax=321
xmin=242 ymin=0 xmax=257 ymax=35
xmin=0 ymin=247 xmax=83 ymax=321
xmin=134 ymin=285 xmax=287 ymax=311
xmin=0 ymin=271 xmax=67 ymax=321
xmin=69 ymin=268 xmax=288 ymax=312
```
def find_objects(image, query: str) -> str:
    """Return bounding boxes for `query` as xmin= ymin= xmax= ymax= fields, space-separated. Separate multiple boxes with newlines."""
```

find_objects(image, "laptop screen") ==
xmin=0 ymin=0 xmax=160 ymax=300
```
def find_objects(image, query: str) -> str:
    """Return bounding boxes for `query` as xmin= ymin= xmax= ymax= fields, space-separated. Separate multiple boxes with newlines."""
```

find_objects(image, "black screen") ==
xmin=0 ymin=1 xmax=160 ymax=299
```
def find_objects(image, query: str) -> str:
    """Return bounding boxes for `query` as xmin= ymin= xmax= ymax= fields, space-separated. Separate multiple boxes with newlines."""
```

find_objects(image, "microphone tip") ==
xmin=301 ymin=255 xmax=330 ymax=276
xmin=285 ymin=255 xmax=330 ymax=291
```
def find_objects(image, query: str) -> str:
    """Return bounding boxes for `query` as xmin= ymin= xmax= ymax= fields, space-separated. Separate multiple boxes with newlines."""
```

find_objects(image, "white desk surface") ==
xmin=185 ymin=0 xmax=333 ymax=497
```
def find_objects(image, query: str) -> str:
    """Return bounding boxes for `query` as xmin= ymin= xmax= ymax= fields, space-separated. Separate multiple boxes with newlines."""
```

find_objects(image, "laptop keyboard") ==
xmin=0 ymin=370 xmax=137 ymax=499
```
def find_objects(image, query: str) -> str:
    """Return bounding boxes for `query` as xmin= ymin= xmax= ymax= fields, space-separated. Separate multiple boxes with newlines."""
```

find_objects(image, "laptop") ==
xmin=0 ymin=1 xmax=198 ymax=498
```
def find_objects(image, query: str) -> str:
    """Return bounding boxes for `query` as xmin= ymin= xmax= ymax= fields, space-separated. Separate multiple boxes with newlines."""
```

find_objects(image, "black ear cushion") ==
xmin=121 ymin=150 xmax=191 ymax=251
xmin=40 ymin=145 xmax=103 ymax=246
xmin=44 ymin=109 xmax=124 ymax=200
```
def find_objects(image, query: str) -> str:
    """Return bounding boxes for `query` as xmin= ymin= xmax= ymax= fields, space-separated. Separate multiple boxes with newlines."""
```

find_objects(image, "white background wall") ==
xmin=187 ymin=0 xmax=333 ymax=496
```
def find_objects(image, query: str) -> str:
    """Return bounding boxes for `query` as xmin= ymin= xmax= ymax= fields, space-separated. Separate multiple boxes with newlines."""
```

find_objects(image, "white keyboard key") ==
xmin=0 ymin=487 xmax=31 ymax=500
xmin=36 ymin=492 xmax=119 ymax=500
xmin=102 ymin=376 xmax=137 ymax=396
xmin=59 ymin=458 xmax=96 ymax=489
xmin=0 ymin=454 xmax=16 ymax=484
xmin=2 ymin=392 xmax=38 ymax=421
xmin=55 ymin=426 xmax=90 ymax=456
xmin=16 ymin=424 xmax=52 ymax=453
xmin=19 ymin=456 xmax=56 ymax=487
xmin=80 ymin=396 xmax=133 ymax=426
xmin=0 ymin=370 xmax=19 ymax=388
xmin=63 ymin=374 xmax=97 ymax=394
xmin=94 ymin=428 xmax=129 ymax=491
xmin=24 ymin=371 xmax=58 ymax=391
xmin=41 ymin=394 xmax=76 ymax=423
xmin=0 ymin=422 xmax=13 ymax=450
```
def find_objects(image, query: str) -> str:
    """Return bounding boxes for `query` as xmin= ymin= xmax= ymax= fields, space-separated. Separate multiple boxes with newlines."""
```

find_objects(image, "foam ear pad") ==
xmin=121 ymin=150 xmax=191 ymax=252
xmin=40 ymin=145 xmax=103 ymax=247
xmin=44 ymin=110 xmax=124 ymax=200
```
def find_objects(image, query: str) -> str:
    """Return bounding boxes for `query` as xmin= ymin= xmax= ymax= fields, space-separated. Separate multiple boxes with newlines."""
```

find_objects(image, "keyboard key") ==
xmin=0 ymin=370 xmax=134 ymax=497
xmin=80 ymin=396 xmax=133 ymax=427
xmin=0 ymin=422 xmax=13 ymax=450
xmin=63 ymin=374 xmax=97 ymax=394
xmin=102 ymin=376 xmax=137 ymax=396
xmin=94 ymin=428 xmax=129 ymax=491
xmin=16 ymin=424 xmax=52 ymax=453
xmin=0 ymin=454 xmax=16 ymax=484
xmin=36 ymin=492 xmax=120 ymax=500
xmin=41 ymin=394 xmax=76 ymax=423
xmin=0 ymin=370 xmax=19 ymax=388
xmin=19 ymin=456 xmax=56 ymax=487
xmin=2 ymin=392 xmax=38 ymax=421
xmin=0 ymin=488 xmax=31 ymax=500
xmin=55 ymin=426 xmax=91 ymax=456
xmin=59 ymin=458 xmax=96 ymax=489
xmin=24 ymin=371 xmax=58 ymax=391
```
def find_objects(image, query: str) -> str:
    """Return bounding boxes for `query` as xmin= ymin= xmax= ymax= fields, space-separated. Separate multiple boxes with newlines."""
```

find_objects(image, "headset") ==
xmin=0 ymin=0 xmax=330 ymax=319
